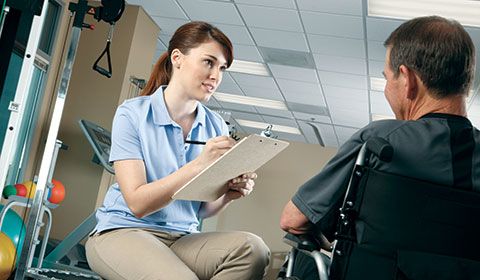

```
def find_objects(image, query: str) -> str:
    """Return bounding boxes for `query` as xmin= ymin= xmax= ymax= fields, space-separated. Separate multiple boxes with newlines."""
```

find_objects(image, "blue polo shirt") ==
xmin=94 ymin=86 xmax=229 ymax=233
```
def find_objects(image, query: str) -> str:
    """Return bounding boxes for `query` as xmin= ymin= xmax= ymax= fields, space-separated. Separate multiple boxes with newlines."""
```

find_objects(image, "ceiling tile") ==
xmin=370 ymin=91 xmax=394 ymax=116
xmin=324 ymin=86 xmax=368 ymax=106
xmin=335 ymin=126 xmax=360 ymax=145
xmin=232 ymin=44 xmax=264 ymax=62
xmin=158 ymin=34 xmax=171 ymax=47
xmin=368 ymin=60 xmax=385 ymax=78
xmin=293 ymin=111 xmax=332 ymax=124
xmin=298 ymin=121 xmax=338 ymax=146
xmin=240 ymin=126 xmax=264 ymax=136
xmin=231 ymin=73 xmax=277 ymax=89
xmin=217 ymin=101 xmax=258 ymax=113
xmin=205 ymin=97 xmax=222 ymax=108
xmin=367 ymin=40 xmax=386 ymax=61
xmin=297 ymin=0 xmax=363 ymax=16
xmin=233 ymin=0 xmax=296 ymax=9
xmin=152 ymin=17 xmax=189 ymax=35
xmin=301 ymin=11 xmax=364 ymax=39
xmin=262 ymin=115 xmax=297 ymax=127
xmin=330 ymin=108 xmax=369 ymax=127
xmin=314 ymin=54 xmax=367 ymax=75
xmin=237 ymin=4 xmax=303 ymax=32
xmin=468 ymin=104 xmax=480 ymax=127
xmin=318 ymin=71 xmax=368 ymax=90
xmin=177 ymin=0 xmax=244 ymax=25
xmin=216 ymin=82 xmax=244 ymax=95
xmin=250 ymin=28 xmax=309 ymax=52
xmin=366 ymin=17 xmax=403 ymax=42
xmin=276 ymin=79 xmax=326 ymax=106
xmin=465 ymin=27 xmax=480 ymax=52
xmin=240 ymin=85 xmax=284 ymax=100
xmin=255 ymin=107 xmax=294 ymax=118
xmin=268 ymin=64 xmax=319 ymax=83
xmin=231 ymin=111 xmax=264 ymax=122
xmin=308 ymin=34 xmax=366 ymax=58
xmin=213 ymin=23 xmax=255 ymax=45
xmin=127 ymin=0 xmax=187 ymax=19
xmin=272 ymin=131 xmax=306 ymax=143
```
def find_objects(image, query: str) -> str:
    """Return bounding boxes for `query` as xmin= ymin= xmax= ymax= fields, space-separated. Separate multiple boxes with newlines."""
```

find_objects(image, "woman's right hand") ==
xmin=194 ymin=136 xmax=236 ymax=170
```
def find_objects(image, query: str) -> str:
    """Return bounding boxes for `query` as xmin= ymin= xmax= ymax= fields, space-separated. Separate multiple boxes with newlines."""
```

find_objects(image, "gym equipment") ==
xmin=0 ymin=204 xmax=26 ymax=252
xmin=78 ymin=119 xmax=114 ymax=174
xmin=0 ymin=232 xmax=15 ymax=280
xmin=48 ymin=179 xmax=65 ymax=204
xmin=14 ymin=0 xmax=124 ymax=278
xmin=23 ymin=180 xmax=36 ymax=198
xmin=2 ymin=184 xmax=16 ymax=198
xmin=14 ymin=183 xmax=26 ymax=197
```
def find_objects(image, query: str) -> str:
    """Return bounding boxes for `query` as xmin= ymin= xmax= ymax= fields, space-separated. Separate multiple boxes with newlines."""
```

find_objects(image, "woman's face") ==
xmin=172 ymin=40 xmax=228 ymax=102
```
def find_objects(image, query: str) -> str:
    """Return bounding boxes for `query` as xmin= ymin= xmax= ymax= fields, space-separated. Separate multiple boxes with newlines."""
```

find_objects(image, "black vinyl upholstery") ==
xmin=330 ymin=168 xmax=480 ymax=280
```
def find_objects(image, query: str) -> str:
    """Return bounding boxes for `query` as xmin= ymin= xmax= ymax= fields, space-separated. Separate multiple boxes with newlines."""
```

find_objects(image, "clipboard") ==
xmin=172 ymin=134 xmax=290 ymax=202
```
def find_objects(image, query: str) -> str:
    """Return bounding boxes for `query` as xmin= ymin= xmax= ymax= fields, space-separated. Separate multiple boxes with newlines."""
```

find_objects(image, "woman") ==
xmin=85 ymin=21 xmax=270 ymax=280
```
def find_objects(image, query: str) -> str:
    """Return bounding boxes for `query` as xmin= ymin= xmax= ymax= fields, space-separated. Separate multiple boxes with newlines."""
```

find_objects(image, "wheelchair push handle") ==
xmin=365 ymin=137 xmax=393 ymax=162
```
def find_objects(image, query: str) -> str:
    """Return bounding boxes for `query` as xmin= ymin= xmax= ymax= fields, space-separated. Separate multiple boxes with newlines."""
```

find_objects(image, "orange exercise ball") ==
xmin=23 ymin=181 xmax=36 ymax=199
xmin=0 ymin=232 xmax=16 ymax=280
xmin=48 ymin=179 xmax=65 ymax=204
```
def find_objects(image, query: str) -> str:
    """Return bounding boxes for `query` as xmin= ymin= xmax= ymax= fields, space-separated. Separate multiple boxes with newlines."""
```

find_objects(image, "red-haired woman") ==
xmin=85 ymin=21 xmax=270 ymax=280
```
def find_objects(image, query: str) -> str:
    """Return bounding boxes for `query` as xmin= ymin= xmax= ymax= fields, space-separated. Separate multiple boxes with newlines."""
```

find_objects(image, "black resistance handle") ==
xmin=93 ymin=41 xmax=112 ymax=78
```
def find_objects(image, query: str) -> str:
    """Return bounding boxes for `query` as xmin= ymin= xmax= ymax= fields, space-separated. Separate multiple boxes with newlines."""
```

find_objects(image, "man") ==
xmin=280 ymin=15 xmax=480 ymax=279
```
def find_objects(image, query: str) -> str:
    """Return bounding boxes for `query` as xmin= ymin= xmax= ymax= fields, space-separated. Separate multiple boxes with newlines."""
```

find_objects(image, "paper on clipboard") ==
xmin=172 ymin=134 xmax=289 ymax=202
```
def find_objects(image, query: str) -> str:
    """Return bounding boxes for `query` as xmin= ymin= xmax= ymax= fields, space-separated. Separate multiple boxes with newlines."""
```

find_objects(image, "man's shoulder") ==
xmin=356 ymin=119 xmax=408 ymax=139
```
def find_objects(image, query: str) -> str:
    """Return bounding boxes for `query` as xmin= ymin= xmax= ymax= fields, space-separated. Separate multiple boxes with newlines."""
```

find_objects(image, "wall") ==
xmin=47 ymin=5 xmax=159 ymax=240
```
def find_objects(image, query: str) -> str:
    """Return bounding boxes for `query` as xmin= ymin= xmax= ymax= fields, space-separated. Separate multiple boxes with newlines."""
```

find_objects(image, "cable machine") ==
xmin=13 ymin=0 xmax=125 ymax=279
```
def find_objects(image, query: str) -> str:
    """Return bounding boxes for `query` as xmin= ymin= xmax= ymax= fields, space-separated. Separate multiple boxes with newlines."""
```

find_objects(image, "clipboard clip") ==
xmin=260 ymin=124 xmax=277 ymax=139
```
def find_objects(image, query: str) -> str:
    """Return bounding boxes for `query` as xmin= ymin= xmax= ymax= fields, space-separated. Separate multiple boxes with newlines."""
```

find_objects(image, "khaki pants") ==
xmin=85 ymin=228 xmax=270 ymax=280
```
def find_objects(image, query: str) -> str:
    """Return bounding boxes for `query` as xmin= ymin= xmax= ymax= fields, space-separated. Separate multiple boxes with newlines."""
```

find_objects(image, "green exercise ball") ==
xmin=2 ymin=185 xmax=16 ymax=199
xmin=0 ymin=205 xmax=25 ymax=262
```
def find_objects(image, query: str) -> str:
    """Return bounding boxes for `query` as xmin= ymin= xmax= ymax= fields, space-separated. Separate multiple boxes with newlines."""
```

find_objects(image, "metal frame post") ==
xmin=14 ymin=21 xmax=83 ymax=280
xmin=0 ymin=0 xmax=48 ymax=194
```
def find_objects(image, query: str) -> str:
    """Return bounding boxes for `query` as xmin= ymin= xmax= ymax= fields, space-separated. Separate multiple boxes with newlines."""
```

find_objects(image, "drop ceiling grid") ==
xmin=135 ymin=0 xmax=480 ymax=147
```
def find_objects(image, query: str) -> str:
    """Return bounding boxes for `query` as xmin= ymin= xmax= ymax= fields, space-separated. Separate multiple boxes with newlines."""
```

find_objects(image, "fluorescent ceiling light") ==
xmin=214 ymin=92 xmax=288 ymax=110
xmin=371 ymin=114 xmax=395 ymax=121
xmin=370 ymin=77 xmax=386 ymax=91
xmin=236 ymin=119 xmax=301 ymax=135
xmin=368 ymin=0 xmax=480 ymax=27
xmin=227 ymin=59 xmax=270 ymax=76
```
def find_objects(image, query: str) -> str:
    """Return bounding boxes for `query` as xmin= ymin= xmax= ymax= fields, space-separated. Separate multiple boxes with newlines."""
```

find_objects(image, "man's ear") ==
xmin=170 ymin=48 xmax=183 ymax=69
xmin=399 ymin=65 xmax=418 ymax=100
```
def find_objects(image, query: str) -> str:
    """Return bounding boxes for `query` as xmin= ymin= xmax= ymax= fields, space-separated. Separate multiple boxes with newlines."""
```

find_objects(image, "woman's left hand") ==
xmin=225 ymin=172 xmax=257 ymax=201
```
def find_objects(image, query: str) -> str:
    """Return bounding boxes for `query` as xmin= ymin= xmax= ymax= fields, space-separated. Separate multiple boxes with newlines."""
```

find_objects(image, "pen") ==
xmin=185 ymin=140 xmax=207 ymax=145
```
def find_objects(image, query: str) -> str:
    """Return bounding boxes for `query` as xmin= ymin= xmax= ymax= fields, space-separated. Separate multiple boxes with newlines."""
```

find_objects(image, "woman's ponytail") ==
xmin=140 ymin=51 xmax=172 ymax=96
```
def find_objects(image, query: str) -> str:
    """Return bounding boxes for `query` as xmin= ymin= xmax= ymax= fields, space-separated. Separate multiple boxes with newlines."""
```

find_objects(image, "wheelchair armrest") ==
xmin=283 ymin=233 xmax=323 ymax=252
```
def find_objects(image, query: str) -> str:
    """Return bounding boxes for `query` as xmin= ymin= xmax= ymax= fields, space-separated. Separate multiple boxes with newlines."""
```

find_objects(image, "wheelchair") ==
xmin=279 ymin=137 xmax=480 ymax=280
